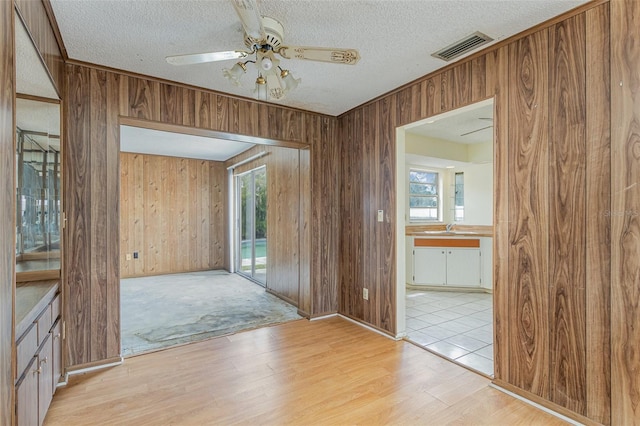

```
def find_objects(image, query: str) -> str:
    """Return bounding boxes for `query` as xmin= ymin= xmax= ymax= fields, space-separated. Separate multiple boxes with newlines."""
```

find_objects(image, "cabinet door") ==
xmin=38 ymin=334 xmax=54 ymax=424
xmin=413 ymin=248 xmax=447 ymax=285
xmin=52 ymin=321 xmax=62 ymax=394
xmin=446 ymin=248 xmax=481 ymax=287
xmin=16 ymin=357 xmax=39 ymax=426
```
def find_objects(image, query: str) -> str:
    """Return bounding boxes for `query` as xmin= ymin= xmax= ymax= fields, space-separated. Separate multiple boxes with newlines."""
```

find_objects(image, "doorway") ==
xmin=396 ymin=99 xmax=495 ymax=377
xmin=237 ymin=166 xmax=267 ymax=285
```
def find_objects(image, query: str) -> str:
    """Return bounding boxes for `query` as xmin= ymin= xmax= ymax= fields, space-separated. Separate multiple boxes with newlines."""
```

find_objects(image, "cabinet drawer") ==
xmin=16 ymin=325 xmax=38 ymax=379
xmin=36 ymin=304 xmax=52 ymax=345
xmin=51 ymin=293 xmax=61 ymax=321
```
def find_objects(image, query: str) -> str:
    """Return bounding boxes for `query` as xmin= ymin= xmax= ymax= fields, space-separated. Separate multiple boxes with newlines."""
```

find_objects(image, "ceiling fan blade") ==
xmin=166 ymin=50 xmax=250 ymax=65
xmin=278 ymin=46 xmax=361 ymax=65
xmin=231 ymin=0 xmax=265 ymax=43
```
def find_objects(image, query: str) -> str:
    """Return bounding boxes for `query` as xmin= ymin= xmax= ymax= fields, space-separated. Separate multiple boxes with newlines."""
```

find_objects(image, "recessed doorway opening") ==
xmin=118 ymin=123 xmax=304 ymax=356
xmin=395 ymin=98 xmax=495 ymax=377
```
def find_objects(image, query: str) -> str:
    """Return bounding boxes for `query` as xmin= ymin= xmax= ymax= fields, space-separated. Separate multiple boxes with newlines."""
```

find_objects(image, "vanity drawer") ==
xmin=16 ymin=325 xmax=37 ymax=379
xmin=36 ymin=304 xmax=52 ymax=345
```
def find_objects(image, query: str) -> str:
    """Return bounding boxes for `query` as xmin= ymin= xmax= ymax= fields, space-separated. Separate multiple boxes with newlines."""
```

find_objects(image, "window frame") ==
xmin=407 ymin=168 xmax=441 ymax=222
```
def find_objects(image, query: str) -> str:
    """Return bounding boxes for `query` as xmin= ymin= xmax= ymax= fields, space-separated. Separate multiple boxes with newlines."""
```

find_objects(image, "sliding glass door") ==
xmin=237 ymin=166 xmax=267 ymax=285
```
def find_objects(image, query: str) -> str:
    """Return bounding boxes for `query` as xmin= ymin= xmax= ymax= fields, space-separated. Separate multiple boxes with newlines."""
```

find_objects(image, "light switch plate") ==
xmin=377 ymin=210 xmax=384 ymax=222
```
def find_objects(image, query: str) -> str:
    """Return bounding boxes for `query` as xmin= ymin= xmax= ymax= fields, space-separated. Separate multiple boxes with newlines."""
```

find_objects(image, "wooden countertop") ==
xmin=15 ymin=280 xmax=59 ymax=338
xmin=406 ymin=224 xmax=493 ymax=238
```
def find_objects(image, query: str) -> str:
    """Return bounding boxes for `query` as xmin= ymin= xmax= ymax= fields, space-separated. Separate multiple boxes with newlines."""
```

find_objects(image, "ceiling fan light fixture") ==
xmin=223 ymin=62 xmax=247 ymax=86
xmin=280 ymin=69 xmax=300 ymax=93
xmin=254 ymin=75 xmax=268 ymax=100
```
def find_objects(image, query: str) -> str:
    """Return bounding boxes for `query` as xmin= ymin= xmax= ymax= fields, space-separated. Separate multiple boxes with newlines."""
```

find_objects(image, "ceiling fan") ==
xmin=165 ymin=0 xmax=361 ymax=101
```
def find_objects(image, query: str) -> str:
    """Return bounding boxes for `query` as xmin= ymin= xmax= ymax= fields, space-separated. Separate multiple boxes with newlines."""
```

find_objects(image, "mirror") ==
xmin=15 ymin=13 xmax=61 ymax=281
xmin=15 ymin=99 xmax=61 ymax=279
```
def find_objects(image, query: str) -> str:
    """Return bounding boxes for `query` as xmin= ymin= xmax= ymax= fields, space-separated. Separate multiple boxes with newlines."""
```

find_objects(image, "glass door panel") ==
xmin=236 ymin=167 xmax=267 ymax=285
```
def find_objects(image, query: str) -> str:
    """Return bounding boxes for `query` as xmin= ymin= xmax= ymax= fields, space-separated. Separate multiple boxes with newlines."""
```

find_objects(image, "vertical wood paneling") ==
xmin=452 ymin=61 xmax=472 ymax=108
xmin=106 ymin=72 xmax=121 ymax=359
xmin=128 ymin=78 xmax=159 ymax=121
xmin=0 ymin=2 xmax=14 ymax=424
xmin=440 ymin=68 xmax=453 ymax=112
xmin=182 ymin=88 xmax=196 ymax=127
xmin=585 ymin=5 xmax=611 ymax=424
xmin=356 ymin=107 xmax=371 ymax=322
xmin=65 ymin=64 xmax=92 ymax=366
xmin=425 ymin=75 xmax=441 ymax=118
xmin=339 ymin=112 xmax=355 ymax=314
xmin=215 ymin=94 xmax=229 ymax=132
xmin=308 ymin=113 xmax=338 ymax=316
xmin=507 ymin=30 xmax=550 ymax=398
xmin=486 ymin=45 xmax=510 ymax=382
xmin=194 ymin=91 xmax=213 ymax=130
xmin=298 ymin=148 xmax=311 ymax=315
xmin=89 ymin=68 xmax=108 ymax=361
xmin=119 ymin=153 xmax=225 ymax=278
xmin=471 ymin=55 xmax=487 ymax=102
xmin=611 ymin=0 xmax=640 ymax=423
xmin=238 ymin=99 xmax=258 ymax=136
xmin=159 ymin=83 xmax=183 ymax=125
xmin=267 ymin=147 xmax=300 ymax=303
xmin=210 ymin=163 xmax=226 ymax=270
xmin=548 ymin=14 xmax=586 ymax=413
xmin=377 ymin=96 xmax=396 ymax=332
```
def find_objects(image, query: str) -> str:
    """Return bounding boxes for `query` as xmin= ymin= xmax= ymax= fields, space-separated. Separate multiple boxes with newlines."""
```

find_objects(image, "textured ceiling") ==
xmin=49 ymin=0 xmax=588 ymax=116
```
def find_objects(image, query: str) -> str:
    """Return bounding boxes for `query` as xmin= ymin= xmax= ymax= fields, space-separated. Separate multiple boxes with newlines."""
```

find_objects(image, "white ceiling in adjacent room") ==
xmin=120 ymin=126 xmax=255 ymax=161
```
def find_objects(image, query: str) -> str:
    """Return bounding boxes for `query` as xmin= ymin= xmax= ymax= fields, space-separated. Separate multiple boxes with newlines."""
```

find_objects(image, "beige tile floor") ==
xmin=405 ymin=289 xmax=494 ymax=376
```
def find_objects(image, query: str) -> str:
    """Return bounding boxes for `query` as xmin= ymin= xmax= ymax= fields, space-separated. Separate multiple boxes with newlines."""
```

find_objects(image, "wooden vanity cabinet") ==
xmin=15 ymin=288 xmax=62 ymax=426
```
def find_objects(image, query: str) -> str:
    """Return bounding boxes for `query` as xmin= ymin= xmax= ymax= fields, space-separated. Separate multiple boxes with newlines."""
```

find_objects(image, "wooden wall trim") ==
xmin=66 ymin=58 xmax=333 ymax=119
xmin=584 ymin=4 xmax=611 ymax=424
xmin=610 ymin=0 xmax=640 ymax=423
xmin=0 ymin=2 xmax=15 ymax=424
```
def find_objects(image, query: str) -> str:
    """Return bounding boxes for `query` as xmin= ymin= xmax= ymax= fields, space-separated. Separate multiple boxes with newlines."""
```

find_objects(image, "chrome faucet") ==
xmin=446 ymin=223 xmax=454 ymax=232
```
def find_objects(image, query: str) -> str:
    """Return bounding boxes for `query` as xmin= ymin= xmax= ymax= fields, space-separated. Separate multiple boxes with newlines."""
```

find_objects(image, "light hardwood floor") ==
xmin=45 ymin=317 xmax=565 ymax=425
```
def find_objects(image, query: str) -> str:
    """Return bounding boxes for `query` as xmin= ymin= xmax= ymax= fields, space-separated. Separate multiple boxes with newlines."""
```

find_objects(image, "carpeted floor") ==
xmin=121 ymin=270 xmax=302 ymax=356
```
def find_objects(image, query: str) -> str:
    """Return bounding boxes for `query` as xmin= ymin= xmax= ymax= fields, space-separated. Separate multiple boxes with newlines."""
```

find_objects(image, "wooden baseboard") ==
xmin=65 ymin=356 xmax=124 ymax=377
xmin=491 ymin=379 xmax=600 ymax=426
xmin=337 ymin=314 xmax=397 ymax=340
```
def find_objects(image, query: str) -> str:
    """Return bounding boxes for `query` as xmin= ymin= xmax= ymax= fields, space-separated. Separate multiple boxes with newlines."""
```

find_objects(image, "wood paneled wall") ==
xmin=14 ymin=0 xmax=63 ymax=96
xmin=0 ymin=2 xmax=14 ymax=424
xmin=337 ymin=2 xmax=614 ymax=424
xmin=63 ymin=63 xmax=338 ymax=368
xmin=227 ymin=145 xmax=306 ymax=308
xmin=119 ymin=153 xmax=226 ymax=278
xmin=611 ymin=0 xmax=640 ymax=423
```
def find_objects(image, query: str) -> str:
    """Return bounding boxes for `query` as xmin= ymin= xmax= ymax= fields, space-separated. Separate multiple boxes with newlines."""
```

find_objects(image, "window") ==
xmin=409 ymin=169 xmax=439 ymax=221
xmin=454 ymin=172 xmax=464 ymax=221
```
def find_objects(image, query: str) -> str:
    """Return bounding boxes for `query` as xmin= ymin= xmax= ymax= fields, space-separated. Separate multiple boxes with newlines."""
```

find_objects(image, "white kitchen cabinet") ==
xmin=445 ymin=248 xmax=481 ymax=287
xmin=413 ymin=248 xmax=447 ymax=285
xmin=412 ymin=238 xmax=481 ymax=287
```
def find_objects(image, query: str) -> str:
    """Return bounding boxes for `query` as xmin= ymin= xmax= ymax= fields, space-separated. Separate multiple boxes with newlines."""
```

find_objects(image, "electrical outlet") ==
xmin=133 ymin=251 xmax=139 ymax=259
xmin=126 ymin=253 xmax=131 ymax=261
xmin=363 ymin=288 xmax=369 ymax=300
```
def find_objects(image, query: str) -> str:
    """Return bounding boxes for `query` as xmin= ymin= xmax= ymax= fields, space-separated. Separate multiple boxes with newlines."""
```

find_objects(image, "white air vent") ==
xmin=432 ymin=32 xmax=494 ymax=62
